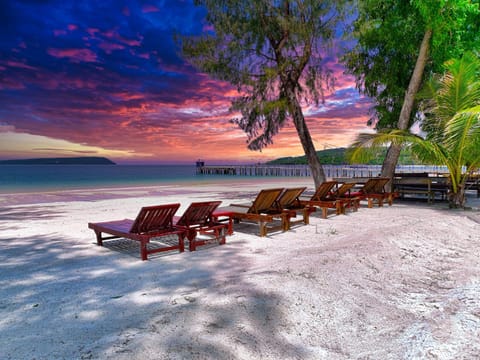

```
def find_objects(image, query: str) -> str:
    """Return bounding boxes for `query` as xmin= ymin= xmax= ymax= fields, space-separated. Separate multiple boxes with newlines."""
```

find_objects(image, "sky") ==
xmin=0 ymin=0 xmax=373 ymax=165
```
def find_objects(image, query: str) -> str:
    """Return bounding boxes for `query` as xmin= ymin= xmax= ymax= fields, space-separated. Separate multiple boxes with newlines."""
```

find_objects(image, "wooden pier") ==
xmin=196 ymin=164 xmax=450 ymax=178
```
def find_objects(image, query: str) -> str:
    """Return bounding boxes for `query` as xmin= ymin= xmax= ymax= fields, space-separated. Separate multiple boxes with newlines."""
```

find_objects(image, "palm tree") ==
xmin=349 ymin=52 xmax=480 ymax=208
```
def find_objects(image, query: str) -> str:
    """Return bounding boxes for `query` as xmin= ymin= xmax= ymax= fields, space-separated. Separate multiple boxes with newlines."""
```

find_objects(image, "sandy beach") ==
xmin=1 ymin=179 xmax=480 ymax=359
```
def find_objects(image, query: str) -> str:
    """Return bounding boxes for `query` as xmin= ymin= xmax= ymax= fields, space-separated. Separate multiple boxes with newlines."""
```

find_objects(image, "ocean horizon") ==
xmin=0 ymin=164 xmax=211 ymax=193
xmin=0 ymin=164 xmax=312 ymax=194
xmin=0 ymin=163 xmax=452 ymax=194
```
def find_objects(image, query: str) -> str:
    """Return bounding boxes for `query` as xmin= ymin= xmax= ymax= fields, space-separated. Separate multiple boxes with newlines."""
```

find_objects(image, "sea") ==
xmin=0 ymin=164 xmax=219 ymax=193
xmin=0 ymin=164 xmax=310 ymax=195
xmin=0 ymin=163 xmax=451 ymax=194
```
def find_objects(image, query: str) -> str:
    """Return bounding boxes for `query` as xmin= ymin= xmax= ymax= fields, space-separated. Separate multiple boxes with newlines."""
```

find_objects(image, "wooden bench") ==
xmin=466 ymin=174 xmax=480 ymax=197
xmin=394 ymin=177 xmax=434 ymax=202
xmin=393 ymin=176 xmax=449 ymax=202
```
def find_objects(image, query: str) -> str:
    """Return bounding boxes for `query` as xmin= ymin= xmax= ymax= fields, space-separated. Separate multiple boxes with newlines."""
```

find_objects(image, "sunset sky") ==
xmin=0 ymin=1 xmax=373 ymax=164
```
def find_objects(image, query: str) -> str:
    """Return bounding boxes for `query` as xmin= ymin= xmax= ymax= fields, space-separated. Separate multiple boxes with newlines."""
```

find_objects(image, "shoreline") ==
xmin=0 ymin=177 xmax=315 ymax=206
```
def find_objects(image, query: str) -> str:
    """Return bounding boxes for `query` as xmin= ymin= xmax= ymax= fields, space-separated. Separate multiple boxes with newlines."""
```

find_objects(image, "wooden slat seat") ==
xmin=88 ymin=204 xmax=185 ymax=261
xmin=299 ymin=181 xmax=347 ymax=218
xmin=216 ymin=188 xmax=288 ymax=236
xmin=277 ymin=187 xmax=315 ymax=226
xmin=347 ymin=178 xmax=395 ymax=208
xmin=173 ymin=201 xmax=228 ymax=251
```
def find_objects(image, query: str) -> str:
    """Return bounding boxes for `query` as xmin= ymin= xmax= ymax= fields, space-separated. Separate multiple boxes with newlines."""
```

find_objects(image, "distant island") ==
xmin=267 ymin=147 xmax=421 ymax=165
xmin=0 ymin=157 xmax=116 ymax=165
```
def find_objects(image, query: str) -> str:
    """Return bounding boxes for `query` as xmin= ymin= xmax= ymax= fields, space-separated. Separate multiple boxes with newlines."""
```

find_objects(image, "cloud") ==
xmin=47 ymin=48 xmax=98 ymax=63
xmin=32 ymin=148 xmax=98 ymax=154
xmin=0 ymin=123 xmax=16 ymax=133
xmin=142 ymin=5 xmax=160 ymax=13
xmin=0 ymin=0 xmax=372 ymax=164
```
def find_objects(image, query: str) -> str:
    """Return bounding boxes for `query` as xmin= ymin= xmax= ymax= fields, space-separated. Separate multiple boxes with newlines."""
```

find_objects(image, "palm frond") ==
xmin=445 ymin=105 xmax=480 ymax=157
xmin=348 ymin=129 xmax=422 ymax=164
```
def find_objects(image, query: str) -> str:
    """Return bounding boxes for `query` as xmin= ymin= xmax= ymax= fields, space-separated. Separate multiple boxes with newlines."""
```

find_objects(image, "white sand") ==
xmin=1 ymin=180 xmax=480 ymax=359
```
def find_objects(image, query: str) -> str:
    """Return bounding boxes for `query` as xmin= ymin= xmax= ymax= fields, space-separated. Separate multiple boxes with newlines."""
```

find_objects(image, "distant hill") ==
xmin=267 ymin=148 xmax=348 ymax=165
xmin=267 ymin=147 xmax=420 ymax=165
xmin=0 ymin=157 xmax=116 ymax=165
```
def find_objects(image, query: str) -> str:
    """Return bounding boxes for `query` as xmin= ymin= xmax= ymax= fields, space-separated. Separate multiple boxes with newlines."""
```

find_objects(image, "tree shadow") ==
xmin=0 ymin=205 xmax=63 ymax=221
xmin=0 ymin=230 xmax=308 ymax=359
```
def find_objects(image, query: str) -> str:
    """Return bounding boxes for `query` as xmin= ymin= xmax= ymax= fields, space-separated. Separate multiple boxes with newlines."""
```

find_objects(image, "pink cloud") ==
xmin=136 ymin=52 xmax=150 ymax=59
xmin=0 ymin=77 xmax=26 ymax=90
xmin=0 ymin=123 xmax=16 ymax=132
xmin=5 ymin=60 xmax=37 ymax=70
xmin=39 ymin=75 xmax=98 ymax=90
xmin=103 ymin=29 xmax=117 ymax=38
xmin=87 ymin=28 xmax=100 ymax=37
xmin=98 ymin=42 xmax=125 ymax=54
xmin=120 ymin=37 xmax=142 ymax=47
xmin=47 ymin=48 xmax=98 ymax=63
xmin=68 ymin=24 xmax=78 ymax=31
xmin=95 ymin=28 xmax=142 ymax=47
xmin=53 ymin=29 xmax=67 ymax=36
xmin=142 ymin=4 xmax=160 ymax=13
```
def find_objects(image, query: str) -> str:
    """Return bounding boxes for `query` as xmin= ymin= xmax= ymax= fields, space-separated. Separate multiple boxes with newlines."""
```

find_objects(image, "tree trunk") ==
xmin=286 ymin=88 xmax=325 ymax=188
xmin=381 ymin=28 xmax=433 ymax=190
xmin=448 ymin=184 xmax=466 ymax=209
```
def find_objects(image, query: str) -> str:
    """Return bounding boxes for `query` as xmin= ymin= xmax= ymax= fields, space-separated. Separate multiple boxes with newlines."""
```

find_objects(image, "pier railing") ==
xmin=196 ymin=164 xmax=450 ymax=178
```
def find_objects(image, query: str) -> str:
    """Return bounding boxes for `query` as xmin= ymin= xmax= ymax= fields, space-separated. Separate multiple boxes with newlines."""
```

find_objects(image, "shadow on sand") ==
xmin=0 ymin=228 xmax=307 ymax=359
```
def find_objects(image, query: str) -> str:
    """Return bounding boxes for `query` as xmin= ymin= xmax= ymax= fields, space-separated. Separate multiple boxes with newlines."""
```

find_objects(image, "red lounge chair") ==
xmin=214 ymin=188 xmax=288 ymax=236
xmin=299 ymin=181 xmax=346 ymax=218
xmin=329 ymin=182 xmax=360 ymax=211
xmin=88 ymin=204 xmax=185 ymax=261
xmin=173 ymin=201 xmax=228 ymax=251
xmin=347 ymin=178 xmax=394 ymax=208
xmin=277 ymin=187 xmax=316 ymax=225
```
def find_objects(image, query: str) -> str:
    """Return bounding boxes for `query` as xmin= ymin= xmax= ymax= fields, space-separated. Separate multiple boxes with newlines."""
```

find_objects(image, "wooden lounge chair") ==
xmin=88 ymin=204 xmax=185 ymax=261
xmin=277 ymin=187 xmax=316 ymax=225
xmin=348 ymin=177 xmax=394 ymax=208
xmin=214 ymin=188 xmax=288 ymax=236
xmin=173 ymin=201 xmax=228 ymax=251
xmin=299 ymin=181 xmax=346 ymax=218
xmin=330 ymin=182 xmax=360 ymax=211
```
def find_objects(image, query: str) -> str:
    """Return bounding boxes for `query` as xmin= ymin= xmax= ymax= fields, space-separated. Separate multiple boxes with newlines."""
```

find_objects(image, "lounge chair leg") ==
xmin=388 ymin=194 xmax=393 ymax=206
xmin=95 ymin=231 xmax=103 ymax=246
xmin=218 ymin=227 xmax=226 ymax=245
xmin=321 ymin=207 xmax=328 ymax=219
xmin=303 ymin=209 xmax=310 ymax=225
xmin=187 ymin=230 xmax=196 ymax=251
xmin=140 ymin=241 xmax=148 ymax=261
xmin=259 ymin=222 xmax=267 ymax=237
xmin=351 ymin=200 xmax=357 ymax=212
xmin=336 ymin=202 xmax=345 ymax=215
xmin=179 ymin=234 xmax=185 ymax=252
xmin=283 ymin=218 xmax=289 ymax=231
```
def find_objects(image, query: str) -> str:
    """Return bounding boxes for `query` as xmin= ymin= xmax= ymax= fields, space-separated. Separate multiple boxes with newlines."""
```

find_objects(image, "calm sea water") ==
xmin=0 ymin=164 xmax=235 ymax=193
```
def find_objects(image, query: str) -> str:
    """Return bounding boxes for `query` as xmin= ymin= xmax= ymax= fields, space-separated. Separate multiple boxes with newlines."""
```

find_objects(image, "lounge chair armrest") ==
xmin=229 ymin=203 xmax=251 ymax=208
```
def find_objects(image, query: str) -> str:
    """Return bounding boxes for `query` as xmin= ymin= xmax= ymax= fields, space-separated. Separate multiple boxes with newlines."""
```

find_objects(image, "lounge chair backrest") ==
xmin=310 ymin=181 xmax=338 ymax=201
xmin=334 ymin=182 xmax=356 ymax=197
xmin=362 ymin=178 xmax=390 ymax=194
xmin=130 ymin=203 xmax=180 ymax=234
xmin=175 ymin=201 xmax=222 ymax=227
xmin=277 ymin=187 xmax=307 ymax=208
xmin=248 ymin=188 xmax=284 ymax=214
